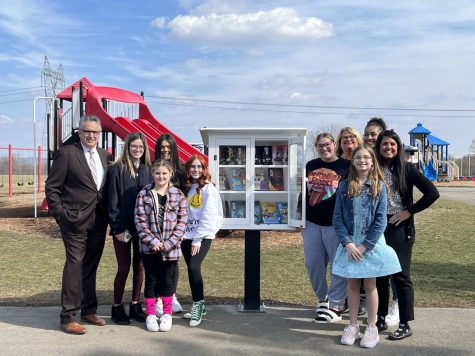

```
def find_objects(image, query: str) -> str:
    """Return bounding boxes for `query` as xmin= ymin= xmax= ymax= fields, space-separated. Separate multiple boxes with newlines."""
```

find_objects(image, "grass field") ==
xmin=0 ymin=197 xmax=473 ymax=308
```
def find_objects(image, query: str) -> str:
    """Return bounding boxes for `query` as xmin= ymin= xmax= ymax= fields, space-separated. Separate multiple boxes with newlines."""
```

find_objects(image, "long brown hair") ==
xmin=346 ymin=145 xmax=385 ymax=199
xmin=116 ymin=132 xmax=151 ymax=177
xmin=184 ymin=155 xmax=211 ymax=195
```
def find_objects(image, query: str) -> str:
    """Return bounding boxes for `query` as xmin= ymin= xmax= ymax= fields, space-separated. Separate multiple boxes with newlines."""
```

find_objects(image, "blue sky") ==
xmin=1 ymin=0 xmax=474 ymax=154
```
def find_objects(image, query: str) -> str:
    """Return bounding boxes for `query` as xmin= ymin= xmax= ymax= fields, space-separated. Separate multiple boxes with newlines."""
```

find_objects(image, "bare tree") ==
xmin=306 ymin=122 xmax=342 ymax=159
xmin=469 ymin=138 xmax=475 ymax=153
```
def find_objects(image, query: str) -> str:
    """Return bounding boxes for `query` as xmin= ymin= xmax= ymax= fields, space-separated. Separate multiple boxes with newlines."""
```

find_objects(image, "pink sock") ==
xmin=161 ymin=295 xmax=173 ymax=315
xmin=144 ymin=297 xmax=156 ymax=316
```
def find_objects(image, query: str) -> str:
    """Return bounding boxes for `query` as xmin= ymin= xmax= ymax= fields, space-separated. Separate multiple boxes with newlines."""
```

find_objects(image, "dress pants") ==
xmin=59 ymin=211 xmax=107 ymax=324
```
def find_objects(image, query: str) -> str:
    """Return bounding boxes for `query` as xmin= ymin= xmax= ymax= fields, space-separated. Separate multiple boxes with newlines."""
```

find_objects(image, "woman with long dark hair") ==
xmin=374 ymin=130 xmax=439 ymax=340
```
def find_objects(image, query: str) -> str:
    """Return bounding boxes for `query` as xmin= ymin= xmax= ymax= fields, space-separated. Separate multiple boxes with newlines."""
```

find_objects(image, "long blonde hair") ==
xmin=347 ymin=145 xmax=385 ymax=199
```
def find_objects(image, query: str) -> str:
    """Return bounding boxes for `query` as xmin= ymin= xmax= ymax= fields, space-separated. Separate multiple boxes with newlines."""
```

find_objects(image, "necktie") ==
xmin=89 ymin=150 xmax=98 ymax=187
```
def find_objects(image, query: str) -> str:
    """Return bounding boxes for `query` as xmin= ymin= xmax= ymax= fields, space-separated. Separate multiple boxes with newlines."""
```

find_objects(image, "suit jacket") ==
xmin=46 ymin=142 xmax=111 ymax=233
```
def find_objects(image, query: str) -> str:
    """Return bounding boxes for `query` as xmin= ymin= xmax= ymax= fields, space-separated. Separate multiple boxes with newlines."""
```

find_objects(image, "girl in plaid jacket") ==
xmin=134 ymin=159 xmax=187 ymax=332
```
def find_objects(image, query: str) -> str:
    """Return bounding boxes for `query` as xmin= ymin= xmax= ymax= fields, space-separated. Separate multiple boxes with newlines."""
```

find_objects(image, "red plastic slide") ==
xmin=59 ymin=77 xmax=206 ymax=163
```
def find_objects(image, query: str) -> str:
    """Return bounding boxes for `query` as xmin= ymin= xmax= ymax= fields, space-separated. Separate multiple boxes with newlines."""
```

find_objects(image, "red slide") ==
xmin=59 ymin=77 xmax=206 ymax=164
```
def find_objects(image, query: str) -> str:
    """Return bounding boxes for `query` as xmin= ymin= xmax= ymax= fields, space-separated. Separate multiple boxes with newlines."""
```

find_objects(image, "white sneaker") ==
xmin=341 ymin=324 xmax=360 ymax=345
xmin=386 ymin=300 xmax=400 ymax=326
xmin=159 ymin=314 xmax=172 ymax=332
xmin=155 ymin=298 xmax=164 ymax=317
xmin=360 ymin=325 xmax=379 ymax=348
xmin=146 ymin=315 xmax=159 ymax=332
xmin=172 ymin=295 xmax=183 ymax=313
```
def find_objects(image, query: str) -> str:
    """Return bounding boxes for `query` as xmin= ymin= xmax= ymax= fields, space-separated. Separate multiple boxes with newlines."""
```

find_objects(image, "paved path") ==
xmin=0 ymin=305 xmax=473 ymax=355
xmin=436 ymin=186 xmax=475 ymax=206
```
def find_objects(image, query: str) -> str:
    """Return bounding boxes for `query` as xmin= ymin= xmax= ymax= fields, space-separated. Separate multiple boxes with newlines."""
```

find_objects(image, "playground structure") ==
xmin=408 ymin=123 xmax=464 ymax=181
xmin=50 ymin=77 xmax=206 ymax=170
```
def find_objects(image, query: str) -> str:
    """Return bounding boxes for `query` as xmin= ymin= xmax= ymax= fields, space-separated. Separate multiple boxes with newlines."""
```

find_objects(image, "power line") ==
xmin=0 ymin=86 xmax=44 ymax=94
xmin=0 ymin=98 xmax=35 ymax=105
xmin=146 ymin=100 xmax=475 ymax=118
xmin=145 ymin=95 xmax=475 ymax=113
xmin=0 ymin=89 xmax=45 ymax=97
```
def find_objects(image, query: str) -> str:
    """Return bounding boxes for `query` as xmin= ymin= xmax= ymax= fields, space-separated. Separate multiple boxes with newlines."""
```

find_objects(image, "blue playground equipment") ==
xmin=408 ymin=123 xmax=453 ymax=181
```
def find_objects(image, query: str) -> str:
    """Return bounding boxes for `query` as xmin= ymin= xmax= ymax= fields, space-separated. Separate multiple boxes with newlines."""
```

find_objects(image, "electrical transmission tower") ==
xmin=41 ymin=55 xmax=65 ymax=109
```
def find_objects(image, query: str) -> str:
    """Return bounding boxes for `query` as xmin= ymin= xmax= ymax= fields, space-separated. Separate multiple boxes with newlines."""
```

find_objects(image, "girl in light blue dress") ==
xmin=332 ymin=145 xmax=401 ymax=349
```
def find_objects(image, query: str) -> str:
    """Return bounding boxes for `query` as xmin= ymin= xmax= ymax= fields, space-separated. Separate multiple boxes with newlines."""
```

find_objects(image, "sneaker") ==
xmin=314 ymin=308 xmax=342 ymax=323
xmin=189 ymin=301 xmax=205 ymax=327
xmin=111 ymin=304 xmax=131 ymax=325
xmin=159 ymin=314 xmax=173 ymax=332
xmin=360 ymin=325 xmax=379 ymax=348
xmin=315 ymin=299 xmax=329 ymax=317
xmin=184 ymin=303 xmax=207 ymax=319
xmin=386 ymin=300 xmax=400 ymax=326
xmin=341 ymin=324 xmax=360 ymax=345
xmin=389 ymin=324 xmax=413 ymax=340
xmin=358 ymin=305 xmax=366 ymax=316
xmin=129 ymin=302 xmax=147 ymax=322
xmin=146 ymin=315 xmax=159 ymax=332
xmin=155 ymin=298 xmax=164 ymax=317
xmin=172 ymin=295 xmax=183 ymax=313
xmin=376 ymin=316 xmax=388 ymax=332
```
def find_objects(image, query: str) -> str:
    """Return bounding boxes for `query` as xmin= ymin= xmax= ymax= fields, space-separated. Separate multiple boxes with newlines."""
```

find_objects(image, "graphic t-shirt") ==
xmin=305 ymin=158 xmax=350 ymax=226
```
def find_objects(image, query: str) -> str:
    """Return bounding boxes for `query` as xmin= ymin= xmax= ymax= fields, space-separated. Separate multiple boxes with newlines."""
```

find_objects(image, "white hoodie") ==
xmin=184 ymin=182 xmax=223 ymax=246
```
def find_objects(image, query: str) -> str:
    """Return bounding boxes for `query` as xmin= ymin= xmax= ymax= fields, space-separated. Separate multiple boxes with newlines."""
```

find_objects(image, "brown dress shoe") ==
xmin=60 ymin=321 xmax=87 ymax=335
xmin=81 ymin=314 xmax=106 ymax=326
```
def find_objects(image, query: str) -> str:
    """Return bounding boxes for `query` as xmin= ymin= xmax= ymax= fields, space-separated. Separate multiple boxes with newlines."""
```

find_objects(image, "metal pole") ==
xmin=33 ymin=96 xmax=53 ymax=218
xmin=37 ymin=146 xmax=42 ymax=193
xmin=8 ymin=144 xmax=12 ymax=196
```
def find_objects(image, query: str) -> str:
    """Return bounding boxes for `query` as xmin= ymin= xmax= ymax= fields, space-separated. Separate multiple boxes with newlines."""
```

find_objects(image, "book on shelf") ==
xmin=272 ymin=144 xmax=288 ymax=165
xmin=261 ymin=201 xmax=279 ymax=224
xmin=268 ymin=168 xmax=284 ymax=191
xmin=254 ymin=201 xmax=263 ymax=224
xmin=254 ymin=168 xmax=269 ymax=191
xmin=230 ymin=168 xmax=246 ymax=191
xmin=222 ymin=200 xmax=230 ymax=218
xmin=255 ymin=146 xmax=272 ymax=165
xmin=219 ymin=173 xmax=230 ymax=190
xmin=220 ymin=146 xmax=246 ymax=165
xmin=230 ymin=201 xmax=246 ymax=218
xmin=277 ymin=202 xmax=288 ymax=224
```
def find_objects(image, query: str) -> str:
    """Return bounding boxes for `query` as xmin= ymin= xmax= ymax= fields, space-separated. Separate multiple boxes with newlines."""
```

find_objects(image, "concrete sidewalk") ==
xmin=0 ymin=305 xmax=473 ymax=355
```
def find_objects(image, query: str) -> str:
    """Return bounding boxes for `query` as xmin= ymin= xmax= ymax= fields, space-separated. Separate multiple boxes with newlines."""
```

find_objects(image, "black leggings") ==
xmin=376 ymin=220 xmax=415 ymax=323
xmin=181 ymin=239 xmax=212 ymax=302
xmin=142 ymin=253 xmax=178 ymax=298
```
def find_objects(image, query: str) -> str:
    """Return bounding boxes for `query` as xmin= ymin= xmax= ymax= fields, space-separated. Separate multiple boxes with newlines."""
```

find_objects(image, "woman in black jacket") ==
xmin=108 ymin=132 xmax=153 ymax=324
xmin=374 ymin=130 xmax=439 ymax=340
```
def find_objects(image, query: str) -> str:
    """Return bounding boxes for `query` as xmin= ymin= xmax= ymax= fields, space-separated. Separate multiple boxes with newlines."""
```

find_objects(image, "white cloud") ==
xmin=0 ymin=114 xmax=14 ymax=124
xmin=152 ymin=7 xmax=333 ymax=46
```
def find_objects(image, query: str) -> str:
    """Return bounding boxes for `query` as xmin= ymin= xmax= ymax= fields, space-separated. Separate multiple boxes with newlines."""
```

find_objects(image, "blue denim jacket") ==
xmin=332 ymin=179 xmax=387 ymax=250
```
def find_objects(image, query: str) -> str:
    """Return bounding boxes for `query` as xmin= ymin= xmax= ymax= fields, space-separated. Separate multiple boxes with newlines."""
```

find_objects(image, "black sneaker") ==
xmin=389 ymin=324 xmax=413 ymax=340
xmin=358 ymin=305 xmax=366 ymax=316
xmin=376 ymin=317 xmax=388 ymax=332
xmin=129 ymin=302 xmax=147 ymax=322
xmin=111 ymin=304 xmax=130 ymax=325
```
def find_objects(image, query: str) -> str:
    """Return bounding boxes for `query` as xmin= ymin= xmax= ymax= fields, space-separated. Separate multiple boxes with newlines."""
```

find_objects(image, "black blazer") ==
xmin=46 ymin=143 xmax=111 ymax=233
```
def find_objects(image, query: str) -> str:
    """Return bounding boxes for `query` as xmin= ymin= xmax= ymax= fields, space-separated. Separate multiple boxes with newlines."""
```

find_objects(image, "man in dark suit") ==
xmin=46 ymin=115 xmax=111 ymax=335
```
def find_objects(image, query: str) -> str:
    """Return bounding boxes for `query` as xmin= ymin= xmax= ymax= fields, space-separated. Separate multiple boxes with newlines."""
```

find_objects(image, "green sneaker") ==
xmin=184 ymin=303 xmax=207 ymax=319
xmin=189 ymin=301 xmax=205 ymax=327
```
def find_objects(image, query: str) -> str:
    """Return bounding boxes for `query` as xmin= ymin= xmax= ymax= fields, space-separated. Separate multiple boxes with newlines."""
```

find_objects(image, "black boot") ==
xmin=111 ymin=304 xmax=130 ymax=325
xmin=129 ymin=302 xmax=147 ymax=322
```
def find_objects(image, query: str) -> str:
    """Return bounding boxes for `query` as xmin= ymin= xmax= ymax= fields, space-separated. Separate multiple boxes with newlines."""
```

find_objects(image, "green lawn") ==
xmin=0 ymin=197 xmax=473 ymax=307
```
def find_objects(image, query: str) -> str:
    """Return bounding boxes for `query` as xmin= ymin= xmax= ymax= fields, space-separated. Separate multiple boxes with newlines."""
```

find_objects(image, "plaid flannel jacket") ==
xmin=134 ymin=183 xmax=187 ymax=260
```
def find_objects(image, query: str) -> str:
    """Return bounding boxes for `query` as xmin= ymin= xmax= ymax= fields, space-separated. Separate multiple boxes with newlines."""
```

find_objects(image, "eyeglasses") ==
xmin=342 ymin=134 xmax=356 ymax=141
xmin=130 ymin=144 xmax=144 ymax=150
xmin=316 ymin=142 xmax=333 ymax=150
xmin=353 ymin=155 xmax=372 ymax=161
xmin=81 ymin=129 xmax=101 ymax=136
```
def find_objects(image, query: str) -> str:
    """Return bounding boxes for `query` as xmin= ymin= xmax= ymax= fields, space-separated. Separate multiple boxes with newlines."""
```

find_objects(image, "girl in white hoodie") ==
xmin=182 ymin=155 xmax=223 ymax=327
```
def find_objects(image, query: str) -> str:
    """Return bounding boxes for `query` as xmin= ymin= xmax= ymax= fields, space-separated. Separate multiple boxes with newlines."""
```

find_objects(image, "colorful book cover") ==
xmin=272 ymin=144 xmax=288 ymax=165
xmin=234 ymin=146 xmax=246 ymax=165
xmin=261 ymin=202 xmax=279 ymax=224
xmin=268 ymin=168 xmax=284 ymax=191
xmin=254 ymin=201 xmax=262 ymax=224
xmin=277 ymin=202 xmax=288 ymax=224
xmin=231 ymin=168 xmax=245 ymax=191
xmin=219 ymin=173 xmax=230 ymax=190
xmin=230 ymin=201 xmax=246 ymax=218
xmin=254 ymin=168 xmax=269 ymax=191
